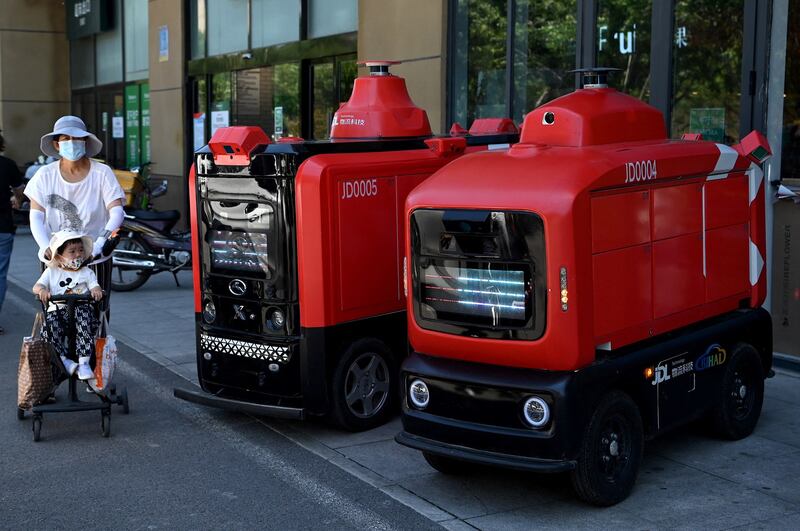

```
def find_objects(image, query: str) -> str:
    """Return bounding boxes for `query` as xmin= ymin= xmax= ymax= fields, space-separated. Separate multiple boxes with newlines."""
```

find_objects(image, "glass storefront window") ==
xmin=96 ymin=0 xmax=122 ymax=85
xmin=211 ymin=72 xmax=232 ymax=136
xmin=781 ymin=4 xmax=800 ymax=180
xmin=252 ymin=0 xmax=301 ymax=47
xmin=124 ymin=0 xmax=148 ymax=81
xmin=339 ymin=59 xmax=358 ymax=104
xmin=312 ymin=62 xmax=335 ymax=139
xmin=307 ymin=0 xmax=357 ymax=39
xmin=512 ymin=0 xmax=577 ymax=122
xmin=70 ymin=37 xmax=95 ymax=89
xmin=671 ymin=0 xmax=743 ymax=143
xmin=232 ymin=65 xmax=300 ymax=139
xmin=451 ymin=0 xmax=508 ymax=127
xmin=208 ymin=0 xmax=248 ymax=56
xmin=190 ymin=0 xmax=207 ymax=59
xmin=596 ymin=0 xmax=651 ymax=100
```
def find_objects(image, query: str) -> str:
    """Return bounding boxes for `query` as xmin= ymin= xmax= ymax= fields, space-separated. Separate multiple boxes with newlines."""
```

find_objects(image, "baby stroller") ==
xmin=17 ymin=293 xmax=130 ymax=441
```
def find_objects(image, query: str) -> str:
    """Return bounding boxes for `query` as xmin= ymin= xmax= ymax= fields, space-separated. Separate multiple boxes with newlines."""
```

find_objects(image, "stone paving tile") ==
xmin=288 ymin=417 xmax=404 ymax=450
xmin=337 ymin=438 xmax=431 ymax=482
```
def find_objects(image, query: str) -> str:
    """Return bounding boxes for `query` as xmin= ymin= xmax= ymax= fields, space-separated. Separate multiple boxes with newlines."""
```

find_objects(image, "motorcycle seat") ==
xmin=127 ymin=209 xmax=180 ymax=222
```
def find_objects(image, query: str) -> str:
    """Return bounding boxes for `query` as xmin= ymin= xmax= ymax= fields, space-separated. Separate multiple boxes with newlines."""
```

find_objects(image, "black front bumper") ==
xmin=398 ymin=352 xmax=587 ymax=471
xmin=174 ymin=387 xmax=305 ymax=419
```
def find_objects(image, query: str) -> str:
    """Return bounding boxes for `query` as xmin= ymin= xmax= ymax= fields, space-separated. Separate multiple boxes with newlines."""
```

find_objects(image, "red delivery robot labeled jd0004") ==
xmin=174 ymin=62 xmax=520 ymax=431
xmin=397 ymin=69 xmax=774 ymax=505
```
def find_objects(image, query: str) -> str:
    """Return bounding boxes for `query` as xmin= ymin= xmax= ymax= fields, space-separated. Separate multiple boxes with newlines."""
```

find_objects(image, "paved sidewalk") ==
xmin=8 ymin=230 xmax=800 ymax=529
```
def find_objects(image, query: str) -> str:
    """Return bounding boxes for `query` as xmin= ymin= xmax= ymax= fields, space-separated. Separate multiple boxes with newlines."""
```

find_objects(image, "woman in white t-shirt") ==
xmin=24 ymin=116 xmax=125 ymax=315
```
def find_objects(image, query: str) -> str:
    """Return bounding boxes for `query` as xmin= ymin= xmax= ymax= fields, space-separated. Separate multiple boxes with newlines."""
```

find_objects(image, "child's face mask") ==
xmin=61 ymin=257 xmax=84 ymax=270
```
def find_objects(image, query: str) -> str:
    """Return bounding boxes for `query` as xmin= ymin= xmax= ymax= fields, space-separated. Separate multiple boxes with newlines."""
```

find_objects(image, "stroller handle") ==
xmin=41 ymin=293 xmax=97 ymax=303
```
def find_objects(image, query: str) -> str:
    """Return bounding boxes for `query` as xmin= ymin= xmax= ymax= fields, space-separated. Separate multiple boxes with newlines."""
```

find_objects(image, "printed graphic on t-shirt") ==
xmin=46 ymin=193 xmax=84 ymax=232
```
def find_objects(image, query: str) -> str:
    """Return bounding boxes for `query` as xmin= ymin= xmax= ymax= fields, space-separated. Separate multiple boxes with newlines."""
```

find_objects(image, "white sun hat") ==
xmin=40 ymin=115 xmax=103 ymax=159
xmin=41 ymin=230 xmax=94 ymax=267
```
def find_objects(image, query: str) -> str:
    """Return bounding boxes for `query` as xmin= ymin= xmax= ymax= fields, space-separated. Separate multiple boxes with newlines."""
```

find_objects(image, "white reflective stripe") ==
xmin=748 ymin=162 xmax=764 ymax=204
xmin=707 ymin=143 xmax=739 ymax=180
xmin=701 ymin=185 xmax=707 ymax=277
xmin=487 ymin=143 xmax=511 ymax=150
xmin=749 ymin=239 xmax=764 ymax=286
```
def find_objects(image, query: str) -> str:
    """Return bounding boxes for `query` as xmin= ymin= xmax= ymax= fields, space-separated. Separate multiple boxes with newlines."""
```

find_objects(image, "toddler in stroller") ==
xmin=32 ymin=230 xmax=102 ymax=380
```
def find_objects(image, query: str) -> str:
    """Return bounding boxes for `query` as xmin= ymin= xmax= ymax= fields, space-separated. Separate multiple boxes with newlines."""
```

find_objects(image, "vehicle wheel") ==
xmin=711 ymin=343 xmax=764 ymax=440
xmin=330 ymin=338 xmax=396 ymax=432
xmin=17 ymin=408 xmax=25 ymax=420
xmin=101 ymin=411 xmax=111 ymax=438
xmin=120 ymin=388 xmax=130 ymax=414
xmin=571 ymin=390 xmax=643 ymax=506
xmin=33 ymin=416 xmax=42 ymax=442
xmin=423 ymin=452 xmax=467 ymax=475
xmin=110 ymin=235 xmax=152 ymax=292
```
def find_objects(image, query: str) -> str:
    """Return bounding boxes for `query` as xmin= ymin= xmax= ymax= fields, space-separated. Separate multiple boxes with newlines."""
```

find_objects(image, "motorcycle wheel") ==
xmin=111 ymin=234 xmax=153 ymax=292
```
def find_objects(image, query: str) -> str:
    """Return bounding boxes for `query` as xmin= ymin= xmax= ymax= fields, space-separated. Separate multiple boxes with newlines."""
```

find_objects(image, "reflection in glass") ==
xmin=124 ymin=0 xmax=148 ymax=81
xmin=207 ymin=0 xmax=248 ymax=56
xmin=252 ymin=0 xmax=301 ymax=47
xmin=781 ymin=4 xmax=800 ymax=180
xmin=339 ymin=60 xmax=358 ymax=104
xmin=308 ymin=0 xmax=358 ymax=39
xmin=312 ymin=63 xmax=335 ymax=139
xmin=96 ymin=0 xmax=122 ymax=85
xmin=671 ymin=0 xmax=743 ymax=142
xmin=70 ymin=37 xmax=95 ymax=90
xmin=512 ymin=0 xmax=576 ymax=122
xmin=232 ymin=65 xmax=300 ymax=139
xmin=452 ymin=0 xmax=508 ymax=127
xmin=190 ymin=0 xmax=206 ymax=59
xmin=597 ymin=0 xmax=651 ymax=100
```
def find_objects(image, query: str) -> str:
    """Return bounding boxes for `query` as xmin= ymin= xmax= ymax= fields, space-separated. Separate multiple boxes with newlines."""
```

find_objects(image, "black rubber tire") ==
xmin=710 ymin=343 xmax=764 ymax=440
xmin=423 ymin=452 xmax=468 ymax=475
xmin=330 ymin=338 xmax=396 ymax=432
xmin=17 ymin=408 xmax=25 ymax=420
xmin=101 ymin=411 xmax=111 ymax=438
xmin=32 ymin=416 xmax=42 ymax=442
xmin=571 ymin=390 xmax=643 ymax=506
xmin=121 ymin=388 xmax=130 ymax=415
xmin=110 ymin=234 xmax=152 ymax=292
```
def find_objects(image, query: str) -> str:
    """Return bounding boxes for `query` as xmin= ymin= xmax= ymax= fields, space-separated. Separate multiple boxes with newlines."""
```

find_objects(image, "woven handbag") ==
xmin=17 ymin=313 xmax=55 ymax=410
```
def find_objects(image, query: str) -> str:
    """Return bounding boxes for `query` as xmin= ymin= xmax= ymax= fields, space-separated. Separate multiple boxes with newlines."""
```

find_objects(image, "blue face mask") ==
xmin=58 ymin=140 xmax=86 ymax=161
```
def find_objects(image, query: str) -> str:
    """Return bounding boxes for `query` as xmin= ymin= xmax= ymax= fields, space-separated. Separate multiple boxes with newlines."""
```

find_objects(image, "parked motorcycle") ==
xmin=111 ymin=174 xmax=192 ymax=292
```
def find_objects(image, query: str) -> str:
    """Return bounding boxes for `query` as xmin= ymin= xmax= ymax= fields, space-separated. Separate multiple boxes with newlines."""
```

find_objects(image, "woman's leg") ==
xmin=0 ymin=232 xmax=14 ymax=332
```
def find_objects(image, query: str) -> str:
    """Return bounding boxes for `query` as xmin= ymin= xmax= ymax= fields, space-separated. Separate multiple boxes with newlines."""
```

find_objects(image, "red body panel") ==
xmin=406 ymin=88 xmax=770 ymax=372
xmin=296 ymin=148 xmax=479 ymax=329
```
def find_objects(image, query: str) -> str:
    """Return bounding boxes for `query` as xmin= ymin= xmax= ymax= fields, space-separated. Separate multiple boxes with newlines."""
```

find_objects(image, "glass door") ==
xmin=670 ymin=0 xmax=744 ymax=142
xmin=308 ymin=55 xmax=357 ymax=140
xmin=97 ymin=86 xmax=125 ymax=168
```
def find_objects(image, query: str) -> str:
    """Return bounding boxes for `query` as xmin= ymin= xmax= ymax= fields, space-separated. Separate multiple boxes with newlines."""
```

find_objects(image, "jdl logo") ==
xmin=652 ymin=364 xmax=671 ymax=386
xmin=342 ymin=179 xmax=378 ymax=199
xmin=625 ymin=159 xmax=657 ymax=183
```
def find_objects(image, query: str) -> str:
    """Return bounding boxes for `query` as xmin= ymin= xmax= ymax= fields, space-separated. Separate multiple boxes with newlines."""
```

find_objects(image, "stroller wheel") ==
xmin=120 ymin=388 xmax=130 ymax=415
xmin=17 ymin=408 xmax=25 ymax=420
xmin=32 ymin=416 xmax=42 ymax=442
xmin=101 ymin=411 xmax=111 ymax=438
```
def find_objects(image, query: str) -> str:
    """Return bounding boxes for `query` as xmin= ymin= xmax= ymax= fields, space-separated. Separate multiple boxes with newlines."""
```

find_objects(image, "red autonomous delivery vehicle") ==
xmin=174 ymin=62 xmax=519 ymax=431
xmin=396 ymin=69 xmax=774 ymax=505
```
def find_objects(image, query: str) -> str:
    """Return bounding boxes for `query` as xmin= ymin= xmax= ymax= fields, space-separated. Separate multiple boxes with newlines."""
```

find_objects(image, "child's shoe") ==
xmin=77 ymin=357 xmax=93 ymax=380
xmin=60 ymin=356 xmax=78 ymax=376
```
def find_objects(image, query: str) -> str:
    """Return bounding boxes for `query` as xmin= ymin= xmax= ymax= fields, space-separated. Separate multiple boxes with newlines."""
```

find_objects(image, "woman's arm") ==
xmin=92 ymin=199 xmax=125 ymax=257
xmin=28 ymin=200 xmax=52 ymax=258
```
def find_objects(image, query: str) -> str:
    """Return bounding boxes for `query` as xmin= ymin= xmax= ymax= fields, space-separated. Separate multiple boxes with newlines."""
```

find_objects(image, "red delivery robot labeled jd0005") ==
xmin=174 ymin=62 xmax=520 ymax=431
xmin=396 ymin=69 xmax=774 ymax=505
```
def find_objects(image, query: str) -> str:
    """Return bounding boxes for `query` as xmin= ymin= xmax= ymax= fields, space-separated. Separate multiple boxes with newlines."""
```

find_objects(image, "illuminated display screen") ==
xmin=209 ymin=230 xmax=270 ymax=276
xmin=420 ymin=263 xmax=530 ymax=326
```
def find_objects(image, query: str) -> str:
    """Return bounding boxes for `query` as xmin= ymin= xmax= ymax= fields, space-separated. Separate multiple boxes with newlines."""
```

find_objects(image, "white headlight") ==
xmin=522 ymin=396 xmax=550 ymax=428
xmin=409 ymin=379 xmax=430 ymax=409
xmin=268 ymin=309 xmax=285 ymax=330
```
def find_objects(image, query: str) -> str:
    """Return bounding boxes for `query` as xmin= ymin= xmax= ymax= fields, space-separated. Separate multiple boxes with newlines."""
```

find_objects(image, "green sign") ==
xmin=66 ymin=0 xmax=112 ymax=41
xmin=141 ymin=84 xmax=151 ymax=164
xmin=689 ymin=108 xmax=725 ymax=143
xmin=125 ymin=85 xmax=141 ymax=168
